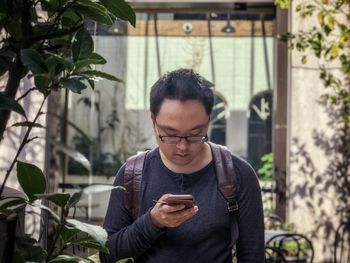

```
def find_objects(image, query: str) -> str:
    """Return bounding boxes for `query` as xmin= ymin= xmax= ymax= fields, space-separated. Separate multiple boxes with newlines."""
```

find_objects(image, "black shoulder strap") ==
xmin=209 ymin=142 xmax=239 ymax=213
xmin=124 ymin=151 xmax=148 ymax=220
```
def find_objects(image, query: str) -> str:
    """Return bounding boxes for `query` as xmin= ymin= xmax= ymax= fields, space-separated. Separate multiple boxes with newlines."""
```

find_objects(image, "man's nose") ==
xmin=176 ymin=137 xmax=190 ymax=150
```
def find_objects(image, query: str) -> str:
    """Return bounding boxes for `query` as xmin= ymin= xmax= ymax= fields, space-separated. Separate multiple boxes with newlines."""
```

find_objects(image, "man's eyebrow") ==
xmin=158 ymin=124 xmax=207 ymax=132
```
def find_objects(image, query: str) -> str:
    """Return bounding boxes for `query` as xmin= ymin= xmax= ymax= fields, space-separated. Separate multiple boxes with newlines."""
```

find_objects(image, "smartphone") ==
xmin=163 ymin=194 xmax=195 ymax=208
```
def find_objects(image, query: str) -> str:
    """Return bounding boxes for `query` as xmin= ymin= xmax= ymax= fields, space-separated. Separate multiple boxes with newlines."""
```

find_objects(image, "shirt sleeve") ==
xmin=99 ymin=165 xmax=165 ymax=263
xmin=234 ymin=157 xmax=265 ymax=262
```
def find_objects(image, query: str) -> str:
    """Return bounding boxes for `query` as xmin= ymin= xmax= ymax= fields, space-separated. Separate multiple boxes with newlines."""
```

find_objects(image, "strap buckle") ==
xmin=227 ymin=198 xmax=238 ymax=213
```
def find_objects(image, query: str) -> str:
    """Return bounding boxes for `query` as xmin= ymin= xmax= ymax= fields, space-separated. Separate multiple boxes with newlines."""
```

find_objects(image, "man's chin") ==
xmin=172 ymin=154 xmax=193 ymax=165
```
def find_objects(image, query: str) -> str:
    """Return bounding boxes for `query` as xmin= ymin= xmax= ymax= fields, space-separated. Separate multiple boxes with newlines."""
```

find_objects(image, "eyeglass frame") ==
xmin=153 ymin=120 xmax=209 ymax=144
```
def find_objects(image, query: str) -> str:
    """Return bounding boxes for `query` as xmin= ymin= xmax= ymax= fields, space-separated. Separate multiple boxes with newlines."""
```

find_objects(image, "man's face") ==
xmin=152 ymin=99 xmax=209 ymax=167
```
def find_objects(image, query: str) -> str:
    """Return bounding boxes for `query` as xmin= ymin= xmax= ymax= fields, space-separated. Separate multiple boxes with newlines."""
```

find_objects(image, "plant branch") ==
xmin=46 ymin=206 xmax=68 ymax=260
xmin=46 ymin=222 xmax=64 ymax=260
xmin=16 ymin=87 xmax=37 ymax=102
xmin=0 ymin=94 xmax=48 ymax=197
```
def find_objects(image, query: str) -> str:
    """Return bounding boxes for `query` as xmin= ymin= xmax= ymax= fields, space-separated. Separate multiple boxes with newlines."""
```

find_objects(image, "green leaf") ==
xmin=50 ymin=140 xmax=92 ymax=171
xmin=0 ymin=92 xmax=26 ymax=118
xmin=74 ymin=0 xmax=113 ymax=25
xmin=66 ymin=219 xmax=108 ymax=246
xmin=35 ymin=74 xmax=52 ymax=92
xmin=87 ymin=79 xmax=95 ymax=90
xmin=67 ymin=191 xmax=83 ymax=208
xmin=326 ymin=16 xmax=335 ymax=30
xmin=274 ymin=0 xmax=291 ymax=9
xmin=48 ymin=254 xmax=91 ymax=263
xmin=71 ymin=240 xmax=109 ymax=253
xmin=81 ymin=185 xmax=124 ymax=199
xmin=331 ymin=45 xmax=339 ymax=59
xmin=116 ymin=258 xmax=134 ymax=263
xmin=0 ymin=198 xmax=26 ymax=212
xmin=99 ymin=0 xmax=136 ymax=27
xmin=20 ymin=49 xmax=48 ymax=74
xmin=60 ymin=225 xmax=81 ymax=243
xmin=317 ymin=11 xmax=324 ymax=26
xmin=72 ymin=28 xmax=94 ymax=62
xmin=35 ymin=193 xmax=71 ymax=207
xmin=11 ymin=121 xmax=44 ymax=128
xmin=80 ymin=70 xmax=123 ymax=82
xmin=74 ymin=53 xmax=107 ymax=70
xmin=62 ymin=77 xmax=88 ymax=94
xmin=31 ymin=202 xmax=60 ymax=222
xmin=301 ymin=55 xmax=307 ymax=64
xmin=17 ymin=161 xmax=47 ymax=202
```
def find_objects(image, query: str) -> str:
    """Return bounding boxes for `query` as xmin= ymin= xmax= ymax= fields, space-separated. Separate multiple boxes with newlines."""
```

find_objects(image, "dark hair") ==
xmin=150 ymin=69 xmax=214 ymax=116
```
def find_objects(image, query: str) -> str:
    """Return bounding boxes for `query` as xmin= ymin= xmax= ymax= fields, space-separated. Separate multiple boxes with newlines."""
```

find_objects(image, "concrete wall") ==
xmin=287 ymin=1 xmax=345 ymax=261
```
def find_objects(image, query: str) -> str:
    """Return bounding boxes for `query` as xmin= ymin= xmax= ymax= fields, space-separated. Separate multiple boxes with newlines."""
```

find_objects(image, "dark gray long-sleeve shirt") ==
xmin=100 ymin=147 xmax=264 ymax=263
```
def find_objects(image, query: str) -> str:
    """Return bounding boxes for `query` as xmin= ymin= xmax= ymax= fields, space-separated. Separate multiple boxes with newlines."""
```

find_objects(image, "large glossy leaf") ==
xmin=50 ymin=140 xmax=91 ymax=171
xmin=31 ymin=201 xmax=60 ymax=222
xmin=72 ymin=28 xmax=93 ymax=62
xmin=35 ymin=193 xmax=71 ymax=207
xmin=20 ymin=49 xmax=48 ymax=74
xmin=82 ymin=185 xmax=124 ymax=198
xmin=61 ymin=77 xmax=88 ymax=94
xmin=0 ymin=92 xmax=26 ymax=118
xmin=67 ymin=191 xmax=83 ymax=208
xmin=74 ymin=0 xmax=113 ymax=25
xmin=48 ymin=254 xmax=92 ymax=263
xmin=66 ymin=219 xmax=108 ymax=246
xmin=99 ymin=0 xmax=136 ymax=27
xmin=60 ymin=225 xmax=81 ymax=243
xmin=17 ymin=161 xmax=47 ymax=203
xmin=0 ymin=198 xmax=27 ymax=213
xmin=74 ymin=53 xmax=107 ymax=70
xmin=35 ymin=74 xmax=52 ymax=92
xmin=80 ymin=70 xmax=123 ymax=82
xmin=61 ymin=9 xmax=83 ymax=28
xmin=71 ymin=240 xmax=109 ymax=253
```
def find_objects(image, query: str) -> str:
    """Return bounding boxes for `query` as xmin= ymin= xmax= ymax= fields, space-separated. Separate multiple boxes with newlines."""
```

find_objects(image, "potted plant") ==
xmin=282 ymin=238 xmax=310 ymax=262
xmin=0 ymin=0 xmax=135 ymax=261
xmin=266 ymin=232 xmax=313 ymax=263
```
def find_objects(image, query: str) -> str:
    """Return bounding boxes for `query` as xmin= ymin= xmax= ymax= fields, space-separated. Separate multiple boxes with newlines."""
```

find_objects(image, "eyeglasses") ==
xmin=154 ymin=121 xmax=208 ymax=144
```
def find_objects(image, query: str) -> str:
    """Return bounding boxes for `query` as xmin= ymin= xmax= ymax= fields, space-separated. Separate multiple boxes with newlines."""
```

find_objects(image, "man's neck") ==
xmin=159 ymin=143 xmax=212 ymax=174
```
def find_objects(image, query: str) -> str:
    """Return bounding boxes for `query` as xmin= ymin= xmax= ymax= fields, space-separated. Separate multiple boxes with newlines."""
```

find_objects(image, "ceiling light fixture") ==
xmin=221 ymin=13 xmax=235 ymax=33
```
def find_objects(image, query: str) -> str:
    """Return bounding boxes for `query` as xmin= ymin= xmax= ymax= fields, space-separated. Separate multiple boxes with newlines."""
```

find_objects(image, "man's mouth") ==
xmin=175 ymin=153 xmax=188 ymax=157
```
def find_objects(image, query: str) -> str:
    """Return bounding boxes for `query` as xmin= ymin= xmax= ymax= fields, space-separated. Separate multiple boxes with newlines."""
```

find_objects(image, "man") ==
xmin=100 ymin=69 xmax=264 ymax=263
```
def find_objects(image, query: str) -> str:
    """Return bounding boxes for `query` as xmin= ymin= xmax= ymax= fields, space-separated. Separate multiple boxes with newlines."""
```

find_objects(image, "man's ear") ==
xmin=151 ymin=113 xmax=155 ymax=123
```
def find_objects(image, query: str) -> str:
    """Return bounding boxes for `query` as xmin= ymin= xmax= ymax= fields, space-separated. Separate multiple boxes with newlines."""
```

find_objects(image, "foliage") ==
xmin=0 ymin=161 xmax=124 ymax=262
xmin=275 ymin=0 xmax=350 ymax=127
xmin=257 ymin=152 xmax=273 ymax=181
xmin=0 ymin=0 xmax=136 ymax=261
xmin=0 ymin=0 xmax=135 ymax=141
xmin=275 ymin=0 xmax=350 ymax=257
xmin=282 ymin=238 xmax=310 ymax=257
xmin=276 ymin=0 xmax=350 ymax=212
xmin=68 ymin=134 xmax=122 ymax=176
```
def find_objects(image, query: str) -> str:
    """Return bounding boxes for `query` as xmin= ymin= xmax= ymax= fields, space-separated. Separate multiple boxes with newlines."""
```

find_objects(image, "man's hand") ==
xmin=150 ymin=194 xmax=199 ymax=228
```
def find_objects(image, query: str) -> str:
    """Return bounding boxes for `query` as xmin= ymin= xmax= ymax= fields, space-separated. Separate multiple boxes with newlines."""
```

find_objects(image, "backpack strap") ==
xmin=209 ymin=142 xmax=239 ymax=214
xmin=124 ymin=151 xmax=149 ymax=220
